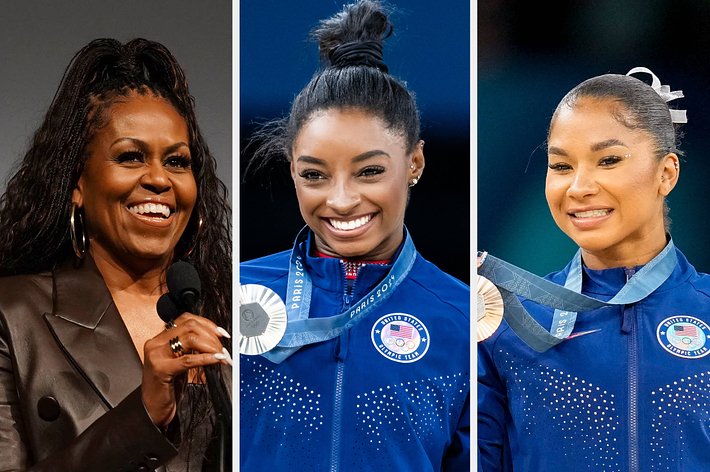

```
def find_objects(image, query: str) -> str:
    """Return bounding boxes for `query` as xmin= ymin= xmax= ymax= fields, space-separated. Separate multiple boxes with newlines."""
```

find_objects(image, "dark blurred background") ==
xmin=240 ymin=0 xmax=470 ymax=284
xmin=479 ymin=0 xmax=710 ymax=275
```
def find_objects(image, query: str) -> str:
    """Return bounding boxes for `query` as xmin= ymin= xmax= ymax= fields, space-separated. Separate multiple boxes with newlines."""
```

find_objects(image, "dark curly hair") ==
xmin=0 ymin=38 xmax=230 ymax=329
xmin=247 ymin=0 xmax=420 ymax=175
xmin=0 ymin=38 xmax=231 ymax=461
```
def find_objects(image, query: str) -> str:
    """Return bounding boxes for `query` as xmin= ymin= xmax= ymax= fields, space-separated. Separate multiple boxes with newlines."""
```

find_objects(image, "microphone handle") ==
xmin=183 ymin=292 xmax=198 ymax=314
xmin=182 ymin=296 xmax=232 ymax=470
xmin=205 ymin=366 xmax=232 ymax=470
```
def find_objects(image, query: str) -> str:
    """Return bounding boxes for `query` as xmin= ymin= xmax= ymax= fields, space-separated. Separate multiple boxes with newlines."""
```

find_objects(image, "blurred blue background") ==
xmin=479 ymin=0 xmax=710 ymax=275
xmin=240 ymin=0 xmax=470 ymax=283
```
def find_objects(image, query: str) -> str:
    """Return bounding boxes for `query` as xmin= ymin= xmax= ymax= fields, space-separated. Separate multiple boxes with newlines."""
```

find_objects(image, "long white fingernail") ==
xmin=216 ymin=327 xmax=231 ymax=339
xmin=221 ymin=347 xmax=233 ymax=366
xmin=223 ymin=347 xmax=233 ymax=366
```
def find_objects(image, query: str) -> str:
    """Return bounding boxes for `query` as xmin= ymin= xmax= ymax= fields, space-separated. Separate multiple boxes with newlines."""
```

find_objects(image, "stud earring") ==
xmin=409 ymin=177 xmax=419 ymax=187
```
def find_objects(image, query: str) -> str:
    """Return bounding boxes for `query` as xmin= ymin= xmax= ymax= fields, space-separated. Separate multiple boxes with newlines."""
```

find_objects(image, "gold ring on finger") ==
xmin=169 ymin=336 xmax=185 ymax=357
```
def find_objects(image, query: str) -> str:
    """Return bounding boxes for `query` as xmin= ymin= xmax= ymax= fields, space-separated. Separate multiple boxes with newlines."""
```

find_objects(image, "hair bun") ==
xmin=312 ymin=0 xmax=393 ymax=72
xmin=626 ymin=67 xmax=687 ymax=124
xmin=330 ymin=40 xmax=388 ymax=72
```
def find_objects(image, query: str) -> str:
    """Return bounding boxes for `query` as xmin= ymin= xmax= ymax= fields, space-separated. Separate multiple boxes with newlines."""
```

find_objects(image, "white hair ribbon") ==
xmin=626 ymin=67 xmax=687 ymax=124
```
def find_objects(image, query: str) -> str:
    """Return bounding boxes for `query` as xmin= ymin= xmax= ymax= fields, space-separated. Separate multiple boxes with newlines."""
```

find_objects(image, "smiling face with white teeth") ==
xmin=72 ymin=93 xmax=197 ymax=269
xmin=291 ymin=109 xmax=424 ymax=261
xmin=546 ymin=97 xmax=679 ymax=269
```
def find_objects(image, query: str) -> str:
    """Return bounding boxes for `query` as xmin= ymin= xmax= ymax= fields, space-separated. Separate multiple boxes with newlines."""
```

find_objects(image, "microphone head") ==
xmin=157 ymin=292 xmax=183 ymax=323
xmin=166 ymin=261 xmax=202 ymax=311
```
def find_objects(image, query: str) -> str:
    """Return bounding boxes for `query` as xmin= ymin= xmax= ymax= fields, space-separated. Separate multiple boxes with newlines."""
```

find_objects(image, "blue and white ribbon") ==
xmin=478 ymin=240 xmax=677 ymax=352
xmin=262 ymin=226 xmax=417 ymax=363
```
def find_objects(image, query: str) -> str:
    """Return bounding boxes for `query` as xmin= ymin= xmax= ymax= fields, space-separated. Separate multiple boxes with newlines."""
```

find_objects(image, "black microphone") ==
xmin=157 ymin=293 xmax=182 ymax=323
xmin=163 ymin=261 xmax=231 ymax=471
xmin=166 ymin=261 xmax=201 ymax=313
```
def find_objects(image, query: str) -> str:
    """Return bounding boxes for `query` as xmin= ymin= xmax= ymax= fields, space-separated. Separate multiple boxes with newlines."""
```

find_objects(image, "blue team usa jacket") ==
xmin=240 ymin=233 xmax=470 ymax=471
xmin=478 ymin=247 xmax=710 ymax=471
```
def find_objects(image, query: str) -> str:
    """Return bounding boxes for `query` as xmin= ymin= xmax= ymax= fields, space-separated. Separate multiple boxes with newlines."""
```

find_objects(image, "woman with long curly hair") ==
xmin=0 ymin=38 xmax=231 ymax=471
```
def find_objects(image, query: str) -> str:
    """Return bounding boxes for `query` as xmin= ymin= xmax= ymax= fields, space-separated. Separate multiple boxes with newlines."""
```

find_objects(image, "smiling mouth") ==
xmin=327 ymin=214 xmax=373 ymax=231
xmin=128 ymin=203 xmax=172 ymax=219
xmin=572 ymin=209 xmax=611 ymax=218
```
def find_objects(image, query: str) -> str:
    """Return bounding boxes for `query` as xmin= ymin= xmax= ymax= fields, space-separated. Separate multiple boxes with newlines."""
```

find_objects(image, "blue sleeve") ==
xmin=442 ymin=393 xmax=470 ymax=471
xmin=477 ymin=340 xmax=507 ymax=472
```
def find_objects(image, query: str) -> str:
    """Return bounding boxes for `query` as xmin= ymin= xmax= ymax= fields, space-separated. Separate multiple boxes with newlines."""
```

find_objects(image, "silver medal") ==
xmin=239 ymin=284 xmax=288 ymax=355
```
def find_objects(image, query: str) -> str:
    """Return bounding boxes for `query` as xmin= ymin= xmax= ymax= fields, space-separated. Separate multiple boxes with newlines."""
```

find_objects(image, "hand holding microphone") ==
xmin=142 ymin=262 xmax=232 ymax=428
xmin=158 ymin=262 xmax=232 ymax=472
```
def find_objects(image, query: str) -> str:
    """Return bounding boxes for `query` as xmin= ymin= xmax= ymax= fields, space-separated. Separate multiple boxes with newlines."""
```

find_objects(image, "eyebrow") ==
xmin=547 ymin=146 xmax=567 ymax=157
xmin=296 ymin=155 xmax=326 ymax=165
xmin=352 ymin=150 xmax=390 ymax=163
xmin=110 ymin=137 xmax=189 ymax=153
xmin=296 ymin=150 xmax=391 ymax=165
xmin=590 ymin=139 xmax=627 ymax=152
xmin=164 ymin=142 xmax=190 ymax=154
xmin=548 ymin=139 xmax=629 ymax=157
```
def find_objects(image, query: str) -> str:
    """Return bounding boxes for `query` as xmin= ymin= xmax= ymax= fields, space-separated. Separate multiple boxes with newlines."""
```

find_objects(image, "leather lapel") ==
xmin=43 ymin=256 xmax=142 ymax=409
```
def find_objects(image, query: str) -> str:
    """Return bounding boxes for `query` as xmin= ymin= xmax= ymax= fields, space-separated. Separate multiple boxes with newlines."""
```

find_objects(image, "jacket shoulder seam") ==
xmin=408 ymin=277 xmax=469 ymax=321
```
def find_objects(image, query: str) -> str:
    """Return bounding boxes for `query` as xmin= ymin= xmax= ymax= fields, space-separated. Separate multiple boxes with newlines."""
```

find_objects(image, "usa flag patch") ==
xmin=371 ymin=313 xmax=430 ymax=363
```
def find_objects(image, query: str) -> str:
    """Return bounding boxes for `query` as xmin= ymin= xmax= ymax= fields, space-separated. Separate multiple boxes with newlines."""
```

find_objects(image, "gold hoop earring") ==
xmin=70 ymin=203 xmax=86 ymax=259
xmin=180 ymin=214 xmax=203 ymax=259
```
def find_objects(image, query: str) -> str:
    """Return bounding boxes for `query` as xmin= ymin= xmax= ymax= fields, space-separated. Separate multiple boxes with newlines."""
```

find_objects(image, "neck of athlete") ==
xmin=580 ymin=226 xmax=668 ymax=271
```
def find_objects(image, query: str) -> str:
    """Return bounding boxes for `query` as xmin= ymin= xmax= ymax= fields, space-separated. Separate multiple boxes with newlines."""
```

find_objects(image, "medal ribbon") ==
xmin=261 ymin=226 xmax=417 ymax=363
xmin=478 ymin=239 xmax=677 ymax=352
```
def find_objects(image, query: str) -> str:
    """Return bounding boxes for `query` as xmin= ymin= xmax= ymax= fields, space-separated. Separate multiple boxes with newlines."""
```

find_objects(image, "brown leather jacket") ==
xmin=0 ymin=257 xmax=180 ymax=471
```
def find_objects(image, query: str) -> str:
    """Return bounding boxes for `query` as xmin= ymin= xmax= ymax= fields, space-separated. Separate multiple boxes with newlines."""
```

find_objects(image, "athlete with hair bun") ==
xmin=239 ymin=1 xmax=470 ymax=470
xmin=478 ymin=69 xmax=710 ymax=471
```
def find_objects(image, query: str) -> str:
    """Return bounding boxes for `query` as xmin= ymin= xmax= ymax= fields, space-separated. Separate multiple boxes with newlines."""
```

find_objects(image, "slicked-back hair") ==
xmin=551 ymin=74 xmax=682 ymax=159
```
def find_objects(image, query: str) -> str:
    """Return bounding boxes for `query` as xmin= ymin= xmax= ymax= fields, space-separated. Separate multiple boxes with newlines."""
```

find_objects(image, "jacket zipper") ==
xmin=330 ymin=262 xmax=357 ymax=472
xmin=330 ymin=362 xmax=344 ymax=472
xmin=343 ymin=265 xmax=360 ymax=308
xmin=624 ymin=268 xmax=639 ymax=472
